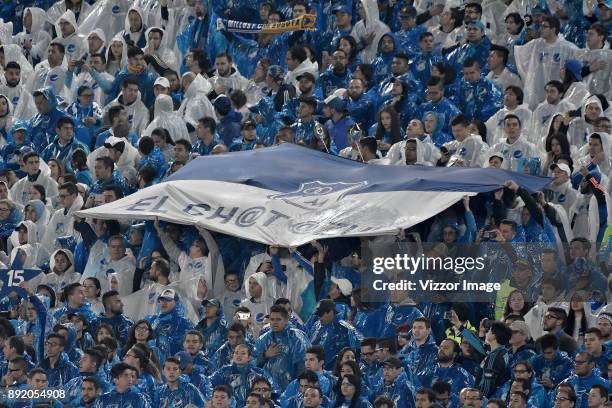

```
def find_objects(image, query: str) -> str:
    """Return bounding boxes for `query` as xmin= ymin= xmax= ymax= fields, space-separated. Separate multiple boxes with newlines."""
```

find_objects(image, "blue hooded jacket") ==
xmin=91 ymin=65 xmax=157 ymax=108
xmin=211 ymin=362 xmax=275 ymax=406
xmin=353 ymin=303 xmax=388 ymax=338
xmin=400 ymin=334 xmax=438 ymax=384
xmin=64 ymin=371 xmax=111 ymax=405
xmin=29 ymin=87 xmax=73 ymax=151
xmin=370 ymin=370 xmax=416 ymax=408
xmin=195 ymin=305 xmax=228 ymax=357
xmin=89 ymin=169 xmax=131 ymax=197
xmin=253 ymin=325 xmax=309 ymax=389
xmin=383 ymin=303 xmax=424 ymax=338
xmin=456 ymin=77 xmax=503 ymax=122
xmin=41 ymin=132 xmax=90 ymax=173
xmin=308 ymin=317 xmax=363 ymax=370
xmin=421 ymin=363 xmax=475 ymax=395
xmin=552 ymin=372 xmax=609 ymax=408
xmin=420 ymin=97 xmax=461 ymax=136
xmin=39 ymin=351 xmax=79 ymax=387
xmin=151 ymin=304 xmax=195 ymax=360
xmin=156 ymin=375 xmax=206 ymax=408
xmin=98 ymin=313 xmax=134 ymax=348
xmin=372 ymin=33 xmax=400 ymax=84
xmin=94 ymin=386 xmax=149 ymax=408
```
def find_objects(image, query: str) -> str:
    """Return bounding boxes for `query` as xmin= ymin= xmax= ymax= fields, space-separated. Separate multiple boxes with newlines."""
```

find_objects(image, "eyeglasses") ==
xmin=361 ymin=351 xmax=375 ymax=356
xmin=253 ymin=387 xmax=270 ymax=392
xmin=556 ymin=397 xmax=570 ymax=402
xmin=135 ymin=326 xmax=149 ymax=332
xmin=544 ymin=314 xmax=559 ymax=320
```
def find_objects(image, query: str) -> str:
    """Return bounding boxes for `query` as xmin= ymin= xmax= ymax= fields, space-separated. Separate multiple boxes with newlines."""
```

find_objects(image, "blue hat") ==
xmin=531 ymin=3 xmax=550 ymax=13
xmin=564 ymin=59 xmax=582 ymax=81
xmin=466 ymin=20 xmax=485 ymax=31
xmin=399 ymin=5 xmax=417 ymax=17
xmin=213 ymin=95 xmax=231 ymax=116
xmin=267 ymin=65 xmax=285 ymax=82
xmin=201 ymin=298 xmax=221 ymax=308
xmin=326 ymin=97 xmax=346 ymax=111
xmin=332 ymin=5 xmax=351 ymax=14
xmin=174 ymin=351 xmax=193 ymax=370
xmin=598 ymin=0 xmax=612 ymax=8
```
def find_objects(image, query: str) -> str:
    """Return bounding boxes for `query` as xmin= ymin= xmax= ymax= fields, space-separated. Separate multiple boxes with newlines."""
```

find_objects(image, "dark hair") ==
xmin=470 ymin=119 xmax=487 ymax=142
xmin=47 ymin=332 xmax=66 ymax=348
xmin=71 ymin=148 xmax=88 ymax=170
xmin=462 ymin=57 xmax=480 ymax=69
xmin=355 ymin=64 xmax=373 ymax=86
xmin=122 ymin=75 xmax=140 ymax=89
xmin=504 ymin=13 xmax=524 ymax=33
xmin=500 ymin=219 xmax=518 ymax=233
xmin=6 ymin=336 xmax=25 ymax=355
xmin=503 ymin=290 xmax=530 ymax=318
xmin=451 ymin=115 xmax=469 ymax=127
xmin=102 ymin=290 xmax=120 ymax=310
xmin=127 ymin=46 xmax=144 ymax=59
xmin=189 ymin=49 xmax=211 ymax=73
xmin=269 ymin=304 xmax=289 ymax=319
xmin=591 ymin=384 xmax=608 ymax=400
xmin=30 ymin=184 xmax=46 ymax=203
xmin=108 ymin=105 xmax=125 ymax=123
xmin=358 ymin=137 xmax=378 ymax=155
xmin=110 ymin=362 xmax=134 ymax=379
xmin=216 ymin=52 xmax=233 ymax=63
xmin=27 ymin=367 xmax=47 ymax=379
xmin=432 ymin=381 xmax=451 ymax=394
xmin=306 ymin=345 xmax=325 ymax=362
xmin=545 ymin=132 xmax=571 ymax=156
xmin=49 ymin=42 xmax=65 ymax=54
xmin=56 ymin=117 xmax=74 ymax=130
xmin=83 ymin=376 xmax=100 ymax=391
xmin=130 ymin=343 xmax=162 ymax=381
xmin=505 ymin=85 xmax=524 ymax=105
xmin=175 ymin=139 xmax=192 ymax=151
xmin=95 ymin=156 xmax=114 ymax=172
xmin=335 ymin=374 xmax=362 ymax=408
xmin=288 ymin=46 xmax=307 ymax=63
xmin=373 ymin=396 xmax=395 ymax=408
xmin=465 ymin=2 xmax=482 ymax=14
xmin=504 ymin=114 xmax=521 ymax=127
xmin=5 ymin=61 xmax=20 ymax=71
xmin=151 ymin=128 xmax=172 ymax=144
xmin=138 ymin=136 xmax=155 ymax=155
xmin=489 ymin=321 xmax=512 ymax=345
xmin=230 ymin=90 xmax=247 ymax=109
xmin=542 ymin=15 xmax=560 ymax=34
xmin=360 ymin=338 xmax=377 ymax=349
xmin=337 ymin=36 xmax=358 ymax=63
xmin=59 ymin=182 xmax=78 ymax=196
xmin=375 ymin=106 xmax=402 ymax=145
xmin=22 ymin=151 xmax=40 ymax=163
xmin=83 ymin=277 xmax=101 ymax=298
xmin=545 ymin=80 xmax=564 ymax=95
xmin=62 ymin=282 xmax=82 ymax=303
xmin=90 ymin=53 xmax=106 ymax=64
xmin=213 ymin=385 xmax=232 ymax=397
xmin=83 ymin=348 xmax=104 ymax=369
xmin=122 ymin=319 xmax=155 ymax=357
xmin=427 ymin=75 xmax=444 ymax=88
xmin=433 ymin=62 xmax=456 ymax=85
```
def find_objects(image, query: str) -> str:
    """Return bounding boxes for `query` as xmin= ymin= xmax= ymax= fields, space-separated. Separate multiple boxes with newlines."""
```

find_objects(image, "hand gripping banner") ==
xmin=217 ymin=14 xmax=317 ymax=34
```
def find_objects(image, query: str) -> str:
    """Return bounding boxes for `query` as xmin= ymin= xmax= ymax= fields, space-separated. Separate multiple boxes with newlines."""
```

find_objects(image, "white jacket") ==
xmin=10 ymin=172 xmax=59 ymax=207
xmin=350 ymin=0 xmax=390 ymax=62
xmin=40 ymin=249 xmax=81 ymax=296
xmin=40 ymin=194 xmax=84 ymax=259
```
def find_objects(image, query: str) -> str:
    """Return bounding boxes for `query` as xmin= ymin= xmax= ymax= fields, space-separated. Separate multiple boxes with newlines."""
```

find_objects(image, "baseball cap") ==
xmin=201 ymin=298 xmax=221 ymax=308
xmin=550 ymin=162 xmax=571 ymax=175
xmin=267 ymin=65 xmax=285 ymax=82
xmin=241 ymin=120 xmax=256 ymax=130
xmin=330 ymin=277 xmax=353 ymax=297
xmin=382 ymin=357 xmax=403 ymax=368
xmin=154 ymin=77 xmax=170 ymax=88
xmin=466 ymin=20 xmax=485 ymax=31
xmin=296 ymin=72 xmax=316 ymax=83
xmin=399 ymin=6 xmax=417 ymax=17
xmin=510 ymin=320 xmax=531 ymax=339
xmin=326 ymin=97 xmax=347 ymax=112
xmin=332 ymin=4 xmax=351 ymax=14
xmin=598 ymin=0 xmax=612 ymax=8
xmin=315 ymin=299 xmax=336 ymax=317
xmin=174 ymin=351 xmax=193 ymax=370
xmin=158 ymin=288 xmax=178 ymax=301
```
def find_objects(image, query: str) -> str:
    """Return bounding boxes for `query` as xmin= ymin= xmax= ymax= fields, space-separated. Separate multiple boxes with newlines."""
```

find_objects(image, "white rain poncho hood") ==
xmin=0 ymin=94 xmax=14 ymax=135
xmin=351 ymin=0 xmax=390 ymax=62
xmin=24 ymin=7 xmax=48 ymax=34
xmin=49 ymin=248 xmax=75 ymax=275
xmin=87 ymin=29 xmax=107 ymax=53
xmin=1 ymin=44 xmax=34 ymax=84
xmin=178 ymin=73 xmax=216 ymax=128
xmin=25 ymin=199 xmax=49 ymax=241
xmin=105 ymin=135 xmax=141 ymax=173
xmin=54 ymin=10 xmax=87 ymax=61
xmin=143 ymin=26 xmax=179 ymax=71
xmin=39 ymin=248 xmax=79 ymax=295
xmin=105 ymin=34 xmax=128 ymax=74
xmin=143 ymin=94 xmax=190 ymax=142
xmin=48 ymin=0 xmax=91 ymax=27
xmin=0 ymin=19 xmax=12 ymax=46
xmin=9 ymin=220 xmax=37 ymax=249
xmin=77 ymin=0 xmax=128 ymax=42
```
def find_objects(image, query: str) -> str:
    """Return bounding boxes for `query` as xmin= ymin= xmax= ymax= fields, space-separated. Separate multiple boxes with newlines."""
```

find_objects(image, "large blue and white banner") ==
xmin=76 ymin=144 xmax=551 ymax=246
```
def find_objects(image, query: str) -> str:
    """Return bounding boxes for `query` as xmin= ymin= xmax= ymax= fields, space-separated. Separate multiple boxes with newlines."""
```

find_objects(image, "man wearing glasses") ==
xmin=553 ymin=352 xmax=608 ymax=408
xmin=39 ymin=332 xmax=78 ymax=387
xmin=1 ymin=357 xmax=29 ymax=387
xmin=535 ymin=307 xmax=578 ymax=356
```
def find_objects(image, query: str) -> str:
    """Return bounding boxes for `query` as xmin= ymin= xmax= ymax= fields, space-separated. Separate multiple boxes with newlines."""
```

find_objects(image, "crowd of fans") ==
xmin=0 ymin=0 xmax=610 ymax=407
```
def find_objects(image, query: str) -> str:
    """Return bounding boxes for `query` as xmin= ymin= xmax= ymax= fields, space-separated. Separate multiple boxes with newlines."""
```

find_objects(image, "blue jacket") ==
xmin=282 ymin=370 xmax=336 ymax=404
xmin=372 ymin=33 xmax=401 ymax=84
xmin=64 ymin=371 xmax=111 ymax=405
xmin=196 ymin=315 xmax=228 ymax=358
xmin=370 ymin=371 xmax=416 ymax=408
xmin=89 ymin=169 xmax=131 ymax=197
xmin=456 ymin=77 xmax=503 ymax=122
xmin=91 ymin=65 xmax=157 ymax=107
xmin=420 ymin=98 xmax=461 ymax=136
xmin=183 ymin=365 xmax=213 ymax=400
xmin=400 ymin=334 xmax=438 ymax=384
xmin=353 ymin=304 xmax=388 ymax=338
xmin=347 ymin=93 xmax=376 ymax=130
xmin=94 ymin=129 xmax=138 ymax=149
xmin=496 ymin=378 xmax=547 ymax=408
xmin=318 ymin=68 xmax=351 ymax=99
xmin=410 ymin=51 xmax=445 ymax=88
xmin=396 ymin=26 xmax=427 ymax=57
xmin=554 ymin=372 xmax=609 ymax=408
xmin=446 ymin=37 xmax=492 ymax=75
xmin=422 ymin=363 xmax=475 ymax=395
xmin=218 ymin=111 xmax=243 ymax=146
xmin=98 ymin=313 xmax=134 ymax=347
xmin=291 ymin=119 xmax=318 ymax=145
xmin=194 ymin=135 xmax=222 ymax=157
xmin=383 ymin=304 xmax=424 ymax=338
xmin=53 ymin=304 xmax=99 ymax=334
xmin=138 ymin=147 xmax=169 ymax=182
xmin=94 ymin=386 xmax=148 ymax=408
xmin=151 ymin=306 xmax=195 ymax=360
xmin=156 ymin=376 xmax=205 ymax=408
xmin=39 ymin=352 xmax=79 ymax=387
xmin=324 ymin=115 xmax=354 ymax=151
xmin=308 ymin=318 xmax=363 ymax=370
xmin=41 ymin=136 xmax=90 ymax=173
xmin=507 ymin=344 xmax=538 ymax=369
xmin=211 ymin=362 xmax=274 ymax=406
xmin=253 ymin=325 xmax=309 ymax=389
xmin=28 ymin=87 xmax=73 ymax=151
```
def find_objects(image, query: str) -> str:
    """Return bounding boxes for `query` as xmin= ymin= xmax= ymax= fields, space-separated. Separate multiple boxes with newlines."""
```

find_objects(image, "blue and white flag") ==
xmin=76 ymin=144 xmax=551 ymax=246
xmin=0 ymin=251 xmax=43 ymax=299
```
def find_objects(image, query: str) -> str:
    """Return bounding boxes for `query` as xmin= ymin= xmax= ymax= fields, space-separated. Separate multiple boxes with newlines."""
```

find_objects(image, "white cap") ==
xmin=550 ymin=162 xmax=571 ymax=175
xmin=154 ymin=77 xmax=170 ymax=89
xmin=331 ymin=277 xmax=353 ymax=296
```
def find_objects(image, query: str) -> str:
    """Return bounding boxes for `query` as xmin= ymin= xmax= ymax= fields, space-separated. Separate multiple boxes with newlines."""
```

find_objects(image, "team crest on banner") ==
xmin=268 ymin=181 xmax=367 ymax=211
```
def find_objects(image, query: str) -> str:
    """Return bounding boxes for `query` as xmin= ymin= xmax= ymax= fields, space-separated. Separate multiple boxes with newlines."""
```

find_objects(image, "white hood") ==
xmin=55 ymin=9 xmax=79 ymax=39
xmin=24 ymin=7 xmax=48 ymax=33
